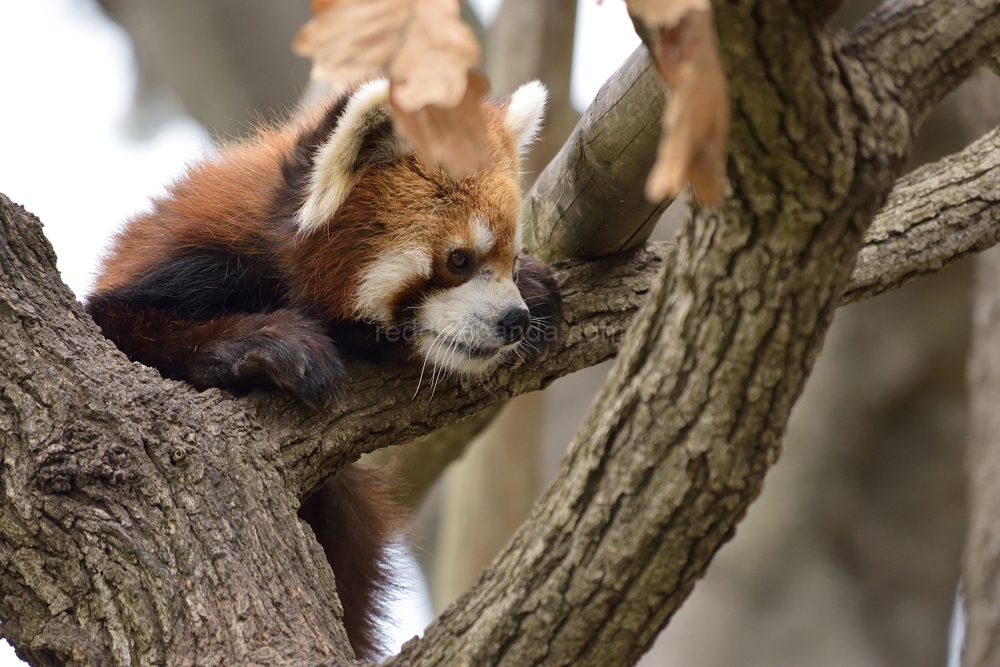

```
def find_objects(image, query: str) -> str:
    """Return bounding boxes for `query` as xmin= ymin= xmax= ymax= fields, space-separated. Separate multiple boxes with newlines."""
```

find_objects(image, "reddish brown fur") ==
xmin=93 ymin=119 xmax=303 ymax=294
xmin=285 ymin=103 xmax=523 ymax=321
xmin=96 ymin=101 xmax=524 ymax=325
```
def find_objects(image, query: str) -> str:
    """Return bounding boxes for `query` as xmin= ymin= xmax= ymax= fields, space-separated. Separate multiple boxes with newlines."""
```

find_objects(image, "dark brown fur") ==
xmin=298 ymin=466 xmax=401 ymax=660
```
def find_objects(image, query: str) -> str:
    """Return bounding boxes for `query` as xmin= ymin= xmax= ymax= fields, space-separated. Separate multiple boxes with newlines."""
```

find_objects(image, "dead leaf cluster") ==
xmin=294 ymin=0 xmax=489 ymax=176
xmin=294 ymin=0 xmax=730 ymax=206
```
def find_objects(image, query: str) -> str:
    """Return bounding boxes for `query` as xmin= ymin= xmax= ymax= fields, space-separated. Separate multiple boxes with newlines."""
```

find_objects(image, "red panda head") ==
xmin=288 ymin=79 xmax=550 ymax=376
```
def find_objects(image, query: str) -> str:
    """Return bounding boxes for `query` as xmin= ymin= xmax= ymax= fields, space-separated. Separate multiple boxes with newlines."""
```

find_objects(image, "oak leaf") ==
xmin=293 ymin=0 xmax=413 ymax=93
xmin=294 ymin=0 xmax=490 ymax=177
xmin=389 ymin=0 xmax=481 ymax=112
xmin=391 ymin=71 xmax=491 ymax=176
xmin=627 ymin=0 xmax=729 ymax=206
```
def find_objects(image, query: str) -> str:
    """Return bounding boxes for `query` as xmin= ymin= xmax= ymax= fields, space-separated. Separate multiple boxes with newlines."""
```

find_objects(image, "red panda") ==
xmin=85 ymin=79 xmax=562 ymax=660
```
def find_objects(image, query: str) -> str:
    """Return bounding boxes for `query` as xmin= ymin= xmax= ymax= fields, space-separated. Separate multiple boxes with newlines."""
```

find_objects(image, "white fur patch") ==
xmin=354 ymin=247 xmax=432 ymax=324
xmin=505 ymin=81 xmax=547 ymax=153
xmin=415 ymin=277 xmax=526 ymax=375
xmin=471 ymin=215 xmax=495 ymax=255
xmin=296 ymin=79 xmax=392 ymax=235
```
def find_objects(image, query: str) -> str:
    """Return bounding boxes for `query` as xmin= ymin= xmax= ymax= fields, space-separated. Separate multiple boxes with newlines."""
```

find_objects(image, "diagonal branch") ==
xmin=844 ymin=122 xmax=1000 ymax=304
xmin=845 ymin=0 xmax=1000 ymax=123
xmin=383 ymin=0 xmax=910 ymax=661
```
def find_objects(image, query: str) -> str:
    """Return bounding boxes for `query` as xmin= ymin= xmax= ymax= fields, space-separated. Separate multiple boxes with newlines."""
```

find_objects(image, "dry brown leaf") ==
xmin=389 ymin=0 xmax=481 ymax=112
xmin=293 ymin=0 xmax=414 ymax=91
xmin=295 ymin=0 xmax=489 ymax=177
xmin=627 ymin=0 xmax=709 ymax=27
xmin=391 ymin=71 xmax=491 ymax=176
xmin=626 ymin=0 xmax=729 ymax=206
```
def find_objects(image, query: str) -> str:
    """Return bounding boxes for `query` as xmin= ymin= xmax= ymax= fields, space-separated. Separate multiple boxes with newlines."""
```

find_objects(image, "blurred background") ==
xmin=0 ymin=0 xmax=994 ymax=665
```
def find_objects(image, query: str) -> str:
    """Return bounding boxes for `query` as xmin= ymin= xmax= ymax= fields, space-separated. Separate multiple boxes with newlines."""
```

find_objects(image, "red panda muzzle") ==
xmin=85 ymin=78 xmax=560 ymax=660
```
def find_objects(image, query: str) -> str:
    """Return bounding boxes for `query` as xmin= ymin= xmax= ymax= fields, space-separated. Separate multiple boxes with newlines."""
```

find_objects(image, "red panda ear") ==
xmin=505 ymin=81 xmax=548 ymax=155
xmin=297 ymin=79 xmax=405 ymax=235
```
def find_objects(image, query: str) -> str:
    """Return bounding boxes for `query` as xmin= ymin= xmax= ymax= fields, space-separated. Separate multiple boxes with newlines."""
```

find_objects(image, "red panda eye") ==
xmin=448 ymin=251 xmax=471 ymax=273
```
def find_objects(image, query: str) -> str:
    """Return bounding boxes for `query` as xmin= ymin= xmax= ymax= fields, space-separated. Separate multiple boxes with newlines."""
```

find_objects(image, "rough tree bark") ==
xmin=2 ymin=0 xmax=1000 ymax=665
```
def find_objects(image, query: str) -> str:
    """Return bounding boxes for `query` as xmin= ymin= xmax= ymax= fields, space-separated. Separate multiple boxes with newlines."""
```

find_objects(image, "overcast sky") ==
xmin=0 ymin=0 xmax=639 ymax=663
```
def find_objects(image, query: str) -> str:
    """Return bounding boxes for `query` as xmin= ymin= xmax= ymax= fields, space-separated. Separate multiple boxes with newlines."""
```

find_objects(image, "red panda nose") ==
xmin=498 ymin=307 xmax=531 ymax=344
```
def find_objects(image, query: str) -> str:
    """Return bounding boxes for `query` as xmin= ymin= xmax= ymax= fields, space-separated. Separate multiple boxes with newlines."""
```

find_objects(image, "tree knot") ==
xmin=34 ymin=423 xmax=139 ymax=493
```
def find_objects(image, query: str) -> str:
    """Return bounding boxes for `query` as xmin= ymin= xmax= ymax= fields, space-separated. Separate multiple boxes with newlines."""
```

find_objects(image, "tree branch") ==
xmin=270 ymin=242 xmax=668 ymax=497
xmin=844 ymin=122 xmax=1000 ymax=304
xmin=522 ymin=47 xmax=669 ymax=261
xmin=386 ymin=0 xmax=983 ymax=660
xmin=845 ymin=0 xmax=1000 ymax=123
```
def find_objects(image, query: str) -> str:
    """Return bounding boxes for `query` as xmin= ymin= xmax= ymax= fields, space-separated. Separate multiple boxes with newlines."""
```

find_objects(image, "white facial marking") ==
xmin=296 ymin=79 xmax=392 ymax=235
xmin=505 ymin=81 xmax=548 ymax=153
xmin=471 ymin=215 xmax=495 ymax=256
xmin=415 ymin=277 xmax=527 ymax=376
xmin=354 ymin=247 xmax=432 ymax=324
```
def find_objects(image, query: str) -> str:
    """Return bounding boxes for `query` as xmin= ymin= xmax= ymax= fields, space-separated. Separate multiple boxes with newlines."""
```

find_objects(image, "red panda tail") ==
xmin=298 ymin=464 xmax=402 ymax=660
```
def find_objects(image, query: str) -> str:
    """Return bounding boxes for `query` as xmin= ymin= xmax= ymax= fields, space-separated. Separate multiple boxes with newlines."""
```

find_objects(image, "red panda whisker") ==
xmin=426 ymin=325 xmax=460 ymax=402
xmin=436 ymin=337 xmax=461 ymax=386
xmin=419 ymin=325 xmax=454 ymax=397
xmin=518 ymin=340 xmax=541 ymax=358
xmin=478 ymin=375 xmax=499 ymax=400
xmin=413 ymin=344 xmax=434 ymax=400
xmin=429 ymin=364 xmax=442 ymax=403
xmin=413 ymin=338 xmax=430 ymax=399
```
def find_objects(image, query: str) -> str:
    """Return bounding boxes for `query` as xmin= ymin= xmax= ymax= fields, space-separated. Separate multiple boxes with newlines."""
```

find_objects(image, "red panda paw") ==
xmin=185 ymin=309 xmax=346 ymax=409
xmin=514 ymin=255 xmax=564 ymax=365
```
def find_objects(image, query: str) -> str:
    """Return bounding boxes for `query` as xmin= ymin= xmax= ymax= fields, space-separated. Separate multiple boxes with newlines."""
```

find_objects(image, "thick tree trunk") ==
xmin=0 ymin=197 xmax=354 ymax=667
xmin=3 ymin=0 xmax=1000 ymax=665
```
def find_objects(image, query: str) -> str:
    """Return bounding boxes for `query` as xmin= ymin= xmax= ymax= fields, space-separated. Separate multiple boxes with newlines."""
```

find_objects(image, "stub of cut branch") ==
xmin=523 ymin=47 xmax=669 ymax=261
